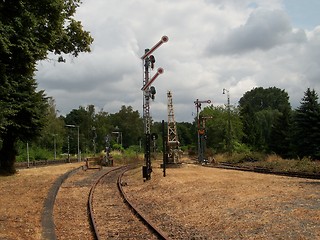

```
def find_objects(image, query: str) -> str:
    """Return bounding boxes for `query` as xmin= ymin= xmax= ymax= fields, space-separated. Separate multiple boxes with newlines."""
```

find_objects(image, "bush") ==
xmin=112 ymin=143 xmax=124 ymax=152
xmin=16 ymin=146 xmax=52 ymax=162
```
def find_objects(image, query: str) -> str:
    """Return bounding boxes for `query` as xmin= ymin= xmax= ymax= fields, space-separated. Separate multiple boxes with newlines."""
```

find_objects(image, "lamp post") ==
xmin=92 ymin=127 xmax=96 ymax=156
xmin=112 ymin=127 xmax=122 ymax=147
xmin=66 ymin=125 xmax=80 ymax=162
xmin=53 ymin=134 xmax=57 ymax=160
xmin=223 ymin=88 xmax=231 ymax=154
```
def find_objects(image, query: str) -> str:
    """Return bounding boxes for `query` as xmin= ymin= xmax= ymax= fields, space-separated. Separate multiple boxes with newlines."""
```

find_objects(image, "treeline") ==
xmin=15 ymin=87 xmax=320 ymax=161
xmin=204 ymin=87 xmax=320 ymax=159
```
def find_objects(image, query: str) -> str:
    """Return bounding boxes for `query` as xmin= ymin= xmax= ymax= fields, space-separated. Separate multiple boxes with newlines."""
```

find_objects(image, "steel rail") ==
xmin=88 ymin=165 xmax=171 ymax=240
xmin=88 ymin=166 xmax=123 ymax=240
xmin=117 ymin=167 xmax=171 ymax=240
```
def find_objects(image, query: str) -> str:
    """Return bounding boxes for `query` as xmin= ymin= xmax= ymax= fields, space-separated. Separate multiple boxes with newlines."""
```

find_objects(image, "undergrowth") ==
xmin=215 ymin=153 xmax=320 ymax=174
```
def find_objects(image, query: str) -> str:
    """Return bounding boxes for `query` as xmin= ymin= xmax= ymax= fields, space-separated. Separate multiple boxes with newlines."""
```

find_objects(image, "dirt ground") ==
xmin=0 ymin=160 xmax=319 ymax=239
xmin=0 ymin=163 xmax=83 ymax=240
xmin=122 ymin=161 xmax=320 ymax=239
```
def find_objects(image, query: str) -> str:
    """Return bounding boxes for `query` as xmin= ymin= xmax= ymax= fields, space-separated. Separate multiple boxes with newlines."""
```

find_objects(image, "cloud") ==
xmin=206 ymin=9 xmax=307 ymax=55
xmin=36 ymin=0 xmax=320 ymax=122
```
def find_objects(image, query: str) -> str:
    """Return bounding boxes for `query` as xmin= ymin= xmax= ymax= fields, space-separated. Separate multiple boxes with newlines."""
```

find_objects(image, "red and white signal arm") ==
xmin=141 ymin=68 xmax=164 ymax=91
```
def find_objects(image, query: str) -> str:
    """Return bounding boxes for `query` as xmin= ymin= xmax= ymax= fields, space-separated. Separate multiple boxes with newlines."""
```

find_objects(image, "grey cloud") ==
xmin=206 ymin=9 xmax=307 ymax=55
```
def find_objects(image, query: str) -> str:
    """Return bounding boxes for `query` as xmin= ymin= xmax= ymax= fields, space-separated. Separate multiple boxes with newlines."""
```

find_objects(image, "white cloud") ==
xmin=206 ymin=9 xmax=307 ymax=55
xmin=36 ymin=0 xmax=320 ymax=122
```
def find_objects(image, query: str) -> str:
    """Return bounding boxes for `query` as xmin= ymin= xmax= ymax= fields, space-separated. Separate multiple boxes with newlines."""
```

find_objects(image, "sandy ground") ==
xmin=0 ymin=163 xmax=83 ymax=240
xmin=0 ymin=160 xmax=320 ymax=239
xmin=122 ymin=161 xmax=320 ymax=239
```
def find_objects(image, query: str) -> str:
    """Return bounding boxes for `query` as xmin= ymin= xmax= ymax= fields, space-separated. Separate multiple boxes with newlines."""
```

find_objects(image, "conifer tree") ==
xmin=292 ymin=88 xmax=320 ymax=159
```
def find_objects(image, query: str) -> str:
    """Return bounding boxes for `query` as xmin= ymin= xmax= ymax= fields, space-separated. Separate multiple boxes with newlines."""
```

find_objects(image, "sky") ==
xmin=36 ymin=0 xmax=320 ymax=123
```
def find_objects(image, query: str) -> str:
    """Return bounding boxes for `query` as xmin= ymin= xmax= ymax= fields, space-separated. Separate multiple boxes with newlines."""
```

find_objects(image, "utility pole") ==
xmin=194 ymin=99 xmax=211 ymax=163
xmin=141 ymin=36 xmax=168 ymax=181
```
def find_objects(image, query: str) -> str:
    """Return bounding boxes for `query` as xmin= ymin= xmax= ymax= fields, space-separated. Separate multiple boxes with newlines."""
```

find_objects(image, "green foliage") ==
xmin=219 ymin=153 xmax=320 ymax=174
xmin=201 ymin=105 xmax=244 ymax=153
xmin=112 ymin=143 xmax=124 ymax=152
xmin=16 ymin=144 xmax=52 ymax=162
xmin=110 ymin=149 xmax=144 ymax=165
xmin=0 ymin=0 xmax=93 ymax=174
xmin=232 ymin=141 xmax=251 ymax=154
xmin=177 ymin=122 xmax=196 ymax=146
xmin=126 ymin=145 xmax=143 ymax=153
xmin=109 ymin=105 xmax=144 ymax=148
xmin=291 ymin=88 xmax=320 ymax=159
xmin=239 ymin=87 xmax=291 ymax=152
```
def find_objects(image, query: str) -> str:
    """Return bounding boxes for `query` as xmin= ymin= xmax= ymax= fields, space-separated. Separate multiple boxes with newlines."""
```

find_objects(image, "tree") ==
xmin=292 ymin=88 xmax=320 ymax=159
xmin=35 ymin=98 xmax=66 ymax=154
xmin=177 ymin=122 xmax=195 ymax=147
xmin=269 ymin=106 xmax=292 ymax=157
xmin=95 ymin=109 xmax=113 ymax=152
xmin=239 ymin=87 xmax=291 ymax=152
xmin=109 ymin=106 xmax=144 ymax=148
xmin=201 ymin=105 xmax=244 ymax=153
xmin=0 ymin=1 xmax=93 ymax=174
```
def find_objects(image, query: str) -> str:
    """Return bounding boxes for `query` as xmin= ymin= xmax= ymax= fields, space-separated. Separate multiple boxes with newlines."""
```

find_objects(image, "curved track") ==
xmin=88 ymin=166 xmax=170 ymax=239
xmin=44 ymin=165 xmax=170 ymax=239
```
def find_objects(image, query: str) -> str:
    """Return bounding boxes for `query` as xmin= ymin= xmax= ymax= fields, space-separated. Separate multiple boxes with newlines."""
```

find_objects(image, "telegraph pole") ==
xmin=141 ymin=36 xmax=168 ymax=181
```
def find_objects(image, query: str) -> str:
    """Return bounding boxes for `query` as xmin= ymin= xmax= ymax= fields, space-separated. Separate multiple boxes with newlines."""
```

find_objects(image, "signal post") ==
xmin=141 ymin=36 xmax=168 ymax=181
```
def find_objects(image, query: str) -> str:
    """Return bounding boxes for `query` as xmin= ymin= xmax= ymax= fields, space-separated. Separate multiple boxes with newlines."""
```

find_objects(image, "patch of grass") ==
xmin=218 ymin=153 xmax=320 ymax=174
xmin=110 ymin=150 xmax=144 ymax=165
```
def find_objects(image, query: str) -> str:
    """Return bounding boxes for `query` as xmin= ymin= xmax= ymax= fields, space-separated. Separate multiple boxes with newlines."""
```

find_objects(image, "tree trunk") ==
xmin=0 ymin=134 xmax=17 ymax=175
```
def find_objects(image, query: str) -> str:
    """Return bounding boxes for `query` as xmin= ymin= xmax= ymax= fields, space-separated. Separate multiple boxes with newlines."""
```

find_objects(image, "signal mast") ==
xmin=141 ymin=36 xmax=168 ymax=180
xmin=194 ymin=99 xmax=211 ymax=163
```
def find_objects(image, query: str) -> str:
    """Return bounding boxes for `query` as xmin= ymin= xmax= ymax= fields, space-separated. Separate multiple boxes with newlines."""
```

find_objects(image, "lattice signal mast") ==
xmin=141 ymin=36 xmax=168 ymax=180
xmin=167 ymin=91 xmax=180 ymax=163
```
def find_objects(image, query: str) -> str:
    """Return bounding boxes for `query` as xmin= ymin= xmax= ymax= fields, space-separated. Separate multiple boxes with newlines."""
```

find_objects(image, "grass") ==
xmin=214 ymin=153 xmax=320 ymax=175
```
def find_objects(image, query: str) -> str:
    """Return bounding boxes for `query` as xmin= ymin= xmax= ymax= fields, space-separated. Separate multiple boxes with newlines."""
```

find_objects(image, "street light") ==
xmin=66 ymin=125 xmax=80 ymax=162
xmin=112 ymin=128 xmax=123 ymax=147
xmin=53 ymin=134 xmax=57 ymax=160
xmin=92 ymin=127 xmax=97 ymax=156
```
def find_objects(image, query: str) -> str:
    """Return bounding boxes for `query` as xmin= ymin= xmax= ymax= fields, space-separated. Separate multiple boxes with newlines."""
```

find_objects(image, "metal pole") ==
xmin=77 ymin=126 xmax=80 ymax=161
xmin=196 ymin=99 xmax=201 ymax=162
xmin=194 ymin=99 xmax=211 ymax=163
xmin=223 ymin=88 xmax=231 ymax=154
xmin=66 ymin=124 xmax=80 ymax=162
xmin=141 ymin=36 xmax=168 ymax=181
xmin=162 ymin=120 xmax=166 ymax=177
xmin=53 ymin=135 xmax=56 ymax=160
xmin=67 ymin=135 xmax=70 ymax=163
xmin=27 ymin=142 xmax=30 ymax=168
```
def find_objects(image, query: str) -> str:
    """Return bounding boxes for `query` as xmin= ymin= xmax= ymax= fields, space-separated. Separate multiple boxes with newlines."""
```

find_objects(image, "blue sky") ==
xmin=36 ymin=0 xmax=320 ymax=122
xmin=284 ymin=0 xmax=320 ymax=29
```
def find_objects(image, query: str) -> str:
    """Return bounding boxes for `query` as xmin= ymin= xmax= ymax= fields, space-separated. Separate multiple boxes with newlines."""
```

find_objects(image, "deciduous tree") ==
xmin=0 ymin=0 xmax=93 ymax=174
xmin=239 ymin=87 xmax=291 ymax=152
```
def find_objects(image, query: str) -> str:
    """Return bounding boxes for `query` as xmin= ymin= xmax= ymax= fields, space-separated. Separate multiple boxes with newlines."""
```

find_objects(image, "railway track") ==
xmin=211 ymin=162 xmax=320 ymax=179
xmin=46 ymin=165 xmax=169 ymax=239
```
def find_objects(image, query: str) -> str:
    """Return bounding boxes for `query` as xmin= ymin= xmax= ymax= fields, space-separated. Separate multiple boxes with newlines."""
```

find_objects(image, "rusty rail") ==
xmin=88 ymin=165 xmax=171 ymax=240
